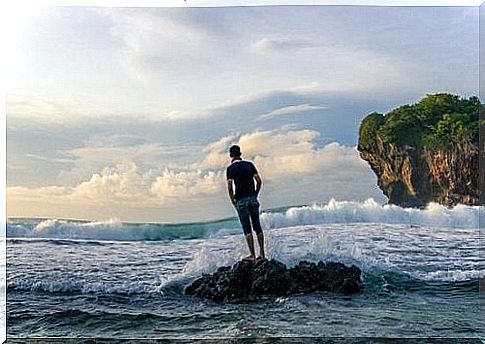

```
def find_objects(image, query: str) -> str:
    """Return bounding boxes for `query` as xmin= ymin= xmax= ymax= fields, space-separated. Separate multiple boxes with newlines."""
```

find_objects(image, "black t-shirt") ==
xmin=226 ymin=160 xmax=258 ymax=200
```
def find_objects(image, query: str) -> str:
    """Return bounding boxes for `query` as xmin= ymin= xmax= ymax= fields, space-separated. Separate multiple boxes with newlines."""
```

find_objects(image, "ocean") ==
xmin=5 ymin=199 xmax=484 ymax=339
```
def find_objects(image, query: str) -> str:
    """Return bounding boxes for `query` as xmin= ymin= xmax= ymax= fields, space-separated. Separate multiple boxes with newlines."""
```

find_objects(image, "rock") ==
xmin=251 ymin=258 xmax=290 ymax=297
xmin=358 ymin=135 xmax=479 ymax=208
xmin=357 ymin=94 xmax=480 ymax=208
xmin=185 ymin=259 xmax=362 ymax=303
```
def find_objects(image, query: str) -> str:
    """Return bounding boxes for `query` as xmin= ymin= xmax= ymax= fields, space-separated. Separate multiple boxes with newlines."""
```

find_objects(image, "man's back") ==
xmin=226 ymin=145 xmax=265 ymax=260
xmin=226 ymin=160 xmax=258 ymax=200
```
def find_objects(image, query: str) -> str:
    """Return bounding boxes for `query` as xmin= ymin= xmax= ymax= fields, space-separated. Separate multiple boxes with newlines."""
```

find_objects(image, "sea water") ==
xmin=5 ymin=199 xmax=484 ymax=338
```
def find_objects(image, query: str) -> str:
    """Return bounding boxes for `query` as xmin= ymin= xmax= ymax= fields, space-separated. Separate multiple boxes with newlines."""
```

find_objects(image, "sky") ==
xmin=6 ymin=5 xmax=479 ymax=222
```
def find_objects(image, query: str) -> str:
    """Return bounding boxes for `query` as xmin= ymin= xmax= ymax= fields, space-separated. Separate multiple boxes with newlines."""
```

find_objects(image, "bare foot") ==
xmin=257 ymin=255 xmax=266 ymax=261
xmin=242 ymin=255 xmax=256 ymax=262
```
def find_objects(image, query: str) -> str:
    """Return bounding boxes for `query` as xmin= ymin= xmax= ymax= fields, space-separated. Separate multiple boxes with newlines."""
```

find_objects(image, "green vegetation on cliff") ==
xmin=359 ymin=93 xmax=481 ymax=149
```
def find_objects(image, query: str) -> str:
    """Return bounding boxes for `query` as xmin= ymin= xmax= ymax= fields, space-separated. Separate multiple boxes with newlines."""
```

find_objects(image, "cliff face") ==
xmin=358 ymin=135 xmax=479 ymax=208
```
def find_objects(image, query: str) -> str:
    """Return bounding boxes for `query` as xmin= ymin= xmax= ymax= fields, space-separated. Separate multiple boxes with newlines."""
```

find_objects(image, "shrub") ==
xmin=359 ymin=93 xmax=481 ymax=149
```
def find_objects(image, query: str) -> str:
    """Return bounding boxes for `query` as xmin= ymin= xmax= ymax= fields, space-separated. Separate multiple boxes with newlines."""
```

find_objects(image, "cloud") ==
xmin=198 ymin=128 xmax=369 ymax=181
xmin=57 ymin=141 xmax=195 ymax=183
xmin=151 ymin=169 xmax=224 ymax=201
xmin=258 ymin=104 xmax=328 ymax=120
xmin=93 ymin=7 xmax=434 ymax=108
xmin=8 ymin=162 xmax=152 ymax=206
xmin=8 ymin=6 xmax=478 ymax=126
xmin=72 ymin=162 xmax=149 ymax=204
xmin=6 ymin=93 xmax=72 ymax=123
xmin=7 ymin=127 xmax=384 ymax=222
xmin=8 ymin=86 xmax=394 ymax=190
xmin=67 ymin=161 xmax=224 ymax=206
xmin=7 ymin=185 xmax=68 ymax=201
xmin=251 ymin=37 xmax=321 ymax=55
xmin=98 ymin=8 xmax=217 ymax=86
xmin=152 ymin=83 xmax=325 ymax=121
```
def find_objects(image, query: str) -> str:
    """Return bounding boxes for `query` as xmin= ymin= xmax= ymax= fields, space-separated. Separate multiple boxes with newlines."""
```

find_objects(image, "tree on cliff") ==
xmin=359 ymin=93 xmax=480 ymax=149
xmin=357 ymin=93 xmax=481 ymax=208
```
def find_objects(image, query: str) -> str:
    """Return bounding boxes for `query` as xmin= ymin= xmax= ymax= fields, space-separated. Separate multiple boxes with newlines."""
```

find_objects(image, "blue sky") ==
xmin=6 ymin=5 xmax=479 ymax=222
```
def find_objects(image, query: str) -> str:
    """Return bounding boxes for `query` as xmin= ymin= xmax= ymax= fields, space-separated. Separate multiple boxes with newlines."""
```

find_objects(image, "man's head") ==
xmin=229 ymin=145 xmax=242 ymax=158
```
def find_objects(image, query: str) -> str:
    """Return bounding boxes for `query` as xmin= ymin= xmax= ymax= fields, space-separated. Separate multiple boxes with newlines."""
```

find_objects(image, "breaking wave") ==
xmin=7 ymin=198 xmax=480 ymax=241
xmin=7 ymin=217 xmax=240 ymax=241
xmin=260 ymin=198 xmax=479 ymax=229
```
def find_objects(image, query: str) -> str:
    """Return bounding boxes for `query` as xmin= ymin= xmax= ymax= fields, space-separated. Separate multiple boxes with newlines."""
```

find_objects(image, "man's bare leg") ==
xmin=244 ymin=233 xmax=256 ymax=261
xmin=256 ymin=232 xmax=265 ymax=259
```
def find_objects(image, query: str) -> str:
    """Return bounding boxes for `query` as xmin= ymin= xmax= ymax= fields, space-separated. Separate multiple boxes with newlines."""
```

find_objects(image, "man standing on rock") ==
xmin=226 ymin=145 xmax=265 ymax=261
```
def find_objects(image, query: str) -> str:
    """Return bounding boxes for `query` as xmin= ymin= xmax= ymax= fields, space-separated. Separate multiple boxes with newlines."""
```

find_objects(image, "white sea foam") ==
xmin=7 ymin=218 xmax=203 ymax=241
xmin=261 ymin=198 xmax=480 ymax=229
xmin=162 ymin=218 xmax=481 ymax=289
xmin=7 ymin=199 xmax=481 ymax=241
xmin=8 ymin=279 xmax=158 ymax=295
xmin=8 ymin=218 xmax=144 ymax=241
xmin=33 ymin=218 xmax=125 ymax=239
xmin=161 ymin=228 xmax=366 ymax=290
xmin=416 ymin=269 xmax=483 ymax=282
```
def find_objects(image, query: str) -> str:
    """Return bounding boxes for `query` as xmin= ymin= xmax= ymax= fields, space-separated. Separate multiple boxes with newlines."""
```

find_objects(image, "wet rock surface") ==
xmin=185 ymin=259 xmax=362 ymax=303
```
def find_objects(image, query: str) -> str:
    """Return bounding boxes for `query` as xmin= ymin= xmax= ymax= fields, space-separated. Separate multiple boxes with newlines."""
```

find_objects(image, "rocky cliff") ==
xmin=357 ymin=94 xmax=480 ymax=208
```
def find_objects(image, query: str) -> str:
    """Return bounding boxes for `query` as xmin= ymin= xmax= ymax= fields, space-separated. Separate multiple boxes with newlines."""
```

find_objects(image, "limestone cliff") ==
xmin=357 ymin=94 xmax=480 ymax=208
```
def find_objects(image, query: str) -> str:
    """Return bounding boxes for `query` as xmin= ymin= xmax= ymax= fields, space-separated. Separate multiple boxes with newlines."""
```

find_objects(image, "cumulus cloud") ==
xmin=72 ymin=162 xmax=149 ymax=203
xmin=151 ymin=169 xmax=224 ymax=200
xmin=7 ymin=127 xmax=382 ymax=221
xmin=65 ymin=161 xmax=224 ymax=205
xmin=8 ymin=163 xmax=151 ymax=206
xmin=198 ymin=128 xmax=369 ymax=181
xmin=57 ymin=141 xmax=199 ymax=184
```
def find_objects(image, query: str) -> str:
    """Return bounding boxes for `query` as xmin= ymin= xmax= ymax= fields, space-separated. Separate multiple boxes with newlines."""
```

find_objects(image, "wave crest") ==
xmin=7 ymin=198 xmax=480 ymax=241
xmin=261 ymin=198 xmax=479 ymax=229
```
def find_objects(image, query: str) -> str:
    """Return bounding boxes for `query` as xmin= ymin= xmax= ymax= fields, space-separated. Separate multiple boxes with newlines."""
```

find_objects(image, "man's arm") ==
xmin=254 ymin=174 xmax=262 ymax=196
xmin=227 ymin=179 xmax=236 ymax=205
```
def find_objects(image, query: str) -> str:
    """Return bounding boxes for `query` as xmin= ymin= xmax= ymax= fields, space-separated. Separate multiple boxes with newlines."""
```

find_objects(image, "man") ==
xmin=226 ymin=145 xmax=265 ymax=261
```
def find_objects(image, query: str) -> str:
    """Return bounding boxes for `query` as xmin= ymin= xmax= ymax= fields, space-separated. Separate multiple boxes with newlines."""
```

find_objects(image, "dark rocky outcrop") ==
xmin=357 ymin=94 xmax=481 ymax=208
xmin=185 ymin=259 xmax=362 ymax=303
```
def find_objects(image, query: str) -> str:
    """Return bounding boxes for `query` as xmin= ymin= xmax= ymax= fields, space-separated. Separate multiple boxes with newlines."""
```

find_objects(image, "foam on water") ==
xmin=7 ymin=218 xmax=237 ymax=241
xmin=159 ymin=220 xmax=481 ymax=291
xmin=6 ymin=202 xmax=483 ymax=338
xmin=261 ymin=198 xmax=479 ymax=229
xmin=159 ymin=228 xmax=374 ymax=291
xmin=417 ymin=269 xmax=483 ymax=282
xmin=8 ymin=219 xmax=129 ymax=240
xmin=7 ymin=199 xmax=481 ymax=242
xmin=8 ymin=279 xmax=159 ymax=296
xmin=179 ymin=227 xmax=354 ymax=276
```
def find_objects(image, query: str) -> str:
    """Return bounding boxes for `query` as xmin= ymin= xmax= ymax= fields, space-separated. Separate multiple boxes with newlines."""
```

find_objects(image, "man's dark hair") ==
xmin=229 ymin=145 xmax=242 ymax=158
